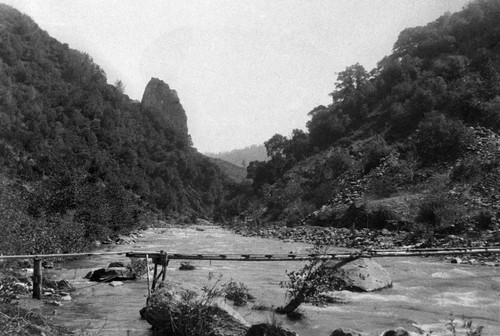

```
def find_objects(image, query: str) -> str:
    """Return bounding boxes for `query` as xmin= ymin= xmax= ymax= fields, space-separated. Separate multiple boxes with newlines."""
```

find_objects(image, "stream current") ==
xmin=32 ymin=226 xmax=500 ymax=336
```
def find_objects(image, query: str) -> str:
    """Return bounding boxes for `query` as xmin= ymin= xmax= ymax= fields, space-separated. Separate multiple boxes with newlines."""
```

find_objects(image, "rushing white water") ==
xmin=29 ymin=226 xmax=500 ymax=336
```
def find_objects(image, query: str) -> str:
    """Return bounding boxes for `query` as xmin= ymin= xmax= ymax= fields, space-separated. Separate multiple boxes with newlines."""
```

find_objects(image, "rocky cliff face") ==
xmin=141 ymin=78 xmax=188 ymax=138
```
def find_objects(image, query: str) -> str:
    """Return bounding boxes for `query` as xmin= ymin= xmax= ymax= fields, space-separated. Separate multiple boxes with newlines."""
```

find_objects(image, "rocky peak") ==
xmin=141 ymin=78 xmax=188 ymax=138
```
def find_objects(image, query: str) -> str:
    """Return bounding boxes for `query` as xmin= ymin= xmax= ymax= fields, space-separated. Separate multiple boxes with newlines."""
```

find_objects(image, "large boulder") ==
xmin=330 ymin=328 xmax=365 ymax=336
xmin=247 ymin=323 xmax=298 ymax=336
xmin=326 ymin=258 xmax=392 ymax=292
xmin=140 ymin=280 xmax=249 ymax=336
xmin=86 ymin=263 xmax=136 ymax=282
xmin=379 ymin=327 xmax=410 ymax=336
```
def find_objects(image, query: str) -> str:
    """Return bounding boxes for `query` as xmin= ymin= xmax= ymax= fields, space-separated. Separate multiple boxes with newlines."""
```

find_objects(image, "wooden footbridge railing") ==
xmin=1 ymin=246 xmax=499 ymax=300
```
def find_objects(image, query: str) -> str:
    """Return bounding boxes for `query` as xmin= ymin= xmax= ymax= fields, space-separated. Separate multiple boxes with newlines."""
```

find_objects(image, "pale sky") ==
xmin=2 ymin=0 xmax=471 ymax=152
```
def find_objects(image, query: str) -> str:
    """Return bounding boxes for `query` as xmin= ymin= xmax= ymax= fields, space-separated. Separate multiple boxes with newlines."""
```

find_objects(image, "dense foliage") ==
xmin=0 ymin=4 xmax=228 ymax=254
xmin=230 ymin=0 xmax=500 ymax=230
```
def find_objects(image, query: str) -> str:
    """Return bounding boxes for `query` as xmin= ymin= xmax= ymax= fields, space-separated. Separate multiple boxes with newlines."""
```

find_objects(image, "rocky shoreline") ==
xmin=226 ymin=223 xmax=500 ymax=266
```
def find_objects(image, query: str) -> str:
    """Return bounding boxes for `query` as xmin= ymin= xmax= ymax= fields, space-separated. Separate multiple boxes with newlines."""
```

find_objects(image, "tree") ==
xmin=414 ymin=112 xmax=474 ymax=165
xmin=330 ymin=63 xmax=369 ymax=103
xmin=265 ymin=134 xmax=287 ymax=159
xmin=277 ymin=245 xmax=350 ymax=315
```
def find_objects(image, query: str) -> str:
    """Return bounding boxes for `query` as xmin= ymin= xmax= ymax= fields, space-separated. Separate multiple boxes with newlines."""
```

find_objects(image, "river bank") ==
xmin=226 ymin=223 xmax=500 ymax=266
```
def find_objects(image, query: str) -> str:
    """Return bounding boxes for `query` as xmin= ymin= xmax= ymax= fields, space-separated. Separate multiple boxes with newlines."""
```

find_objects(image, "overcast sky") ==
xmin=3 ymin=0 xmax=471 ymax=153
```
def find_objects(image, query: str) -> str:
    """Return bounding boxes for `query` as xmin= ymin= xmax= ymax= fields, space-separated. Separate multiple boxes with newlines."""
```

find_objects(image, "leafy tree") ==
xmin=265 ymin=134 xmax=286 ymax=159
xmin=414 ymin=112 xmax=474 ymax=165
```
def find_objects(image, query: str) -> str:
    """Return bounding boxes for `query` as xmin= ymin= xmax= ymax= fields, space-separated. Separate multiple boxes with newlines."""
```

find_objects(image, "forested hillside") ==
xmin=205 ymin=144 xmax=268 ymax=168
xmin=227 ymin=0 xmax=500 ymax=239
xmin=0 ymin=4 xmax=229 ymax=254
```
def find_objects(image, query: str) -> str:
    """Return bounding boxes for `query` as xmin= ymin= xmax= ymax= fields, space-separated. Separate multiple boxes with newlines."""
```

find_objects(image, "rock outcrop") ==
xmin=326 ymin=258 xmax=392 ymax=292
xmin=141 ymin=77 xmax=188 ymax=138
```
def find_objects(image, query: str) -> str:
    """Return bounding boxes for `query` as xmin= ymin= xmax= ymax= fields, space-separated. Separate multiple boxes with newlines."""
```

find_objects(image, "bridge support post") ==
xmin=33 ymin=258 xmax=42 ymax=300
xmin=151 ymin=251 xmax=168 ymax=291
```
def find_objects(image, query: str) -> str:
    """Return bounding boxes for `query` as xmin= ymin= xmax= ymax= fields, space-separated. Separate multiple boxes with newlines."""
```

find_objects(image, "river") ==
xmin=28 ymin=226 xmax=500 ymax=336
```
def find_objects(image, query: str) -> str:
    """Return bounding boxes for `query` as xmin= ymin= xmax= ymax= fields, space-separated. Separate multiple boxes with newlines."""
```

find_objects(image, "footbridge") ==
xmin=1 ymin=246 xmax=499 ymax=299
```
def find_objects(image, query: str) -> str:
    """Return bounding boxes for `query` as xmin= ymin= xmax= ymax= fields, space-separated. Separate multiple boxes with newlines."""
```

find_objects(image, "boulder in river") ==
xmin=379 ymin=327 xmax=410 ymax=336
xmin=140 ymin=280 xmax=249 ymax=336
xmin=86 ymin=263 xmax=136 ymax=282
xmin=330 ymin=327 xmax=365 ymax=336
xmin=326 ymin=258 xmax=392 ymax=292
xmin=246 ymin=323 xmax=298 ymax=336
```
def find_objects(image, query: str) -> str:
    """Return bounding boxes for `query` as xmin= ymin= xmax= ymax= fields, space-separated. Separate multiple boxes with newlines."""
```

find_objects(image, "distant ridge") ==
xmin=205 ymin=144 xmax=268 ymax=168
xmin=205 ymin=157 xmax=249 ymax=184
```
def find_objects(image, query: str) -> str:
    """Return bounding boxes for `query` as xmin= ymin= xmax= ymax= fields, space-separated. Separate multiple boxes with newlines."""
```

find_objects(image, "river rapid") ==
xmin=32 ymin=226 xmax=500 ymax=336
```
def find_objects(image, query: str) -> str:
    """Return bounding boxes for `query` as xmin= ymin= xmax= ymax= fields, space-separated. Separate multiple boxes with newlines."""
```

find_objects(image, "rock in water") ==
xmin=140 ymin=280 xmax=248 ymax=336
xmin=141 ymin=77 xmax=188 ymax=139
xmin=246 ymin=323 xmax=298 ymax=336
xmin=330 ymin=328 xmax=365 ymax=336
xmin=326 ymin=258 xmax=392 ymax=292
xmin=87 ymin=267 xmax=136 ymax=282
xmin=380 ymin=327 xmax=410 ymax=336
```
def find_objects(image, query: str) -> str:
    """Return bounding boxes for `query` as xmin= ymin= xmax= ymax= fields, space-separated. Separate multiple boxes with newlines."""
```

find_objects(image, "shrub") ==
xmin=278 ymin=245 xmax=346 ymax=316
xmin=222 ymin=279 xmax=254 ymax=306
xmin=155 ymin=274 xmax=228 ymax=336
xmin=474 ymin=211 xmax=494 ymax=231
xmin=367 ymin=176 xmax=399 ymax=199
xmin=282 ymin=200 xmax=317 ymax=226
xmin=367 ymin=206 xmax=400 ymax=230
xmin=451 ymin=157 xmax=482 ymax=183
xmin=414 ymin=112 xmax=474 ymax=165
xmin=402 ymin=222 xmax=435 ymax=246
xmin=416 ymin=192 xmax=466 ymax=234
xmin=362 ymin=136 xmax=392 ymax=173
xmin=129 ymin=258 xmax=148 ymax=278
xmin=323 ymin=150 xmax=353 ymax=179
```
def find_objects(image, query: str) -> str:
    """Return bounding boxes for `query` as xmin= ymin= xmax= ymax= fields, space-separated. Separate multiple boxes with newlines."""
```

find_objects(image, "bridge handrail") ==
xmin=1 ymin=246 xmax=499 ymax=261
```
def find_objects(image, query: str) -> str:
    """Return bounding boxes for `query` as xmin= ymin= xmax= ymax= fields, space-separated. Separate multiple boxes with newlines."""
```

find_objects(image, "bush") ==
xmin=414 ymin=113 xmax=474 ymax=165
xmin=362 ymin=136 xmax=392 ymax=173
xmin=402 ymin=222 xmax=435 ymax=246
xmin=416 ymin=192 xmax=466 ymax=233
xmin=282 ymin=200 xmax=317 ymax=226
xmin=474 ymin=211 xmax=494 ymax=231
xmin=367 ymin=206 xmax=400 ymax=230
xmin=366 ymin=176 xmax=399 ymax=199
xmin=278 ymin=245 xmax=346 ymax=315
xmin=129 ymin=258 xmax=148 ymax=278
xmin=323 ymin=150 xmax=353 ymax=179
xmin=451 ymin=157 xmax=482 ymax=183
xmin=222 ymin=279 xmax=254 ymax=306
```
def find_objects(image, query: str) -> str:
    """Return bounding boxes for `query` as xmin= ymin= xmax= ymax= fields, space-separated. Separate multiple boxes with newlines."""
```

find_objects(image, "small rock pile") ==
xmin=0 ymin=270 xmax=74 ymax=306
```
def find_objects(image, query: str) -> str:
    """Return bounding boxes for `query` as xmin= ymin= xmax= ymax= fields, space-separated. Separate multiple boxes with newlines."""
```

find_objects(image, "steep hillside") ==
xmin=229 ymin=0 xmax=500 ymax=241
xmin=0 ymin=4 xmax=229 ymax=254
xmin=206 ymin=157 xmax=249 ymax=184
